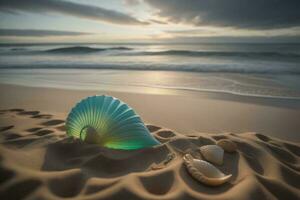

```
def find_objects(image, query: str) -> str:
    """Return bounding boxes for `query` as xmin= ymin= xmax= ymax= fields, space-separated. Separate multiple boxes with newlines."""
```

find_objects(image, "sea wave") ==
xmin=3 ymin=47 xmax=299 ymax=59
xmin=125 ymin=50 xmax=300 ymax=59
xmin=1 ymin=63 xmax=300 ymax=75
xmin=45 ymin=46 xmax=132 ymax=53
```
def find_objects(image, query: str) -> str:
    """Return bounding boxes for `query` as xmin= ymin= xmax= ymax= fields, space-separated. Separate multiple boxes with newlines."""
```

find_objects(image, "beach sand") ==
xmin=0 ymin=83 xmax=299 ymax=200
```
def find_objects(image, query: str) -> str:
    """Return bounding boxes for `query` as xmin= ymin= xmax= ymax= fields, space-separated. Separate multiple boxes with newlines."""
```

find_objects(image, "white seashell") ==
xmin=200 ymin=145 xmax=224 ymax=165
xmin=183 ymin=154 xmax=232 ymax=186
xmin=217 ymin=139 xmax=237 ymax=153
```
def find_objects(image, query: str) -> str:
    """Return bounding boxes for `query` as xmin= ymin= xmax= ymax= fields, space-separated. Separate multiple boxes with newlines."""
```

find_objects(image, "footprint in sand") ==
xmin=84 ymin=181 xmax=117 ymax=195
xmin=2 ymin=132 xmax=22 ymax=140
xmin=0 ymin=179 xmax=42 ymax=200
xmin=255 ymin=133 xmax=271 ymax=142
xmin=140 ymin=170 xmax=175 ymax=195
xmin=32 ymin=114 xmax=52 ymax=119
xmin=48 ymin=171 xmax=87 ymax=198
xmin=9 ymin=108 xmax=25 ymax=112
xmin=284 ymin=142 xmax=300 ymax=156
xmin=26 ymin=127 xmax=43 ymax=133
xmin=41 ymin=119 xmax=65 ymax=126
xmin=0 ymin=125 xmax=14 ymax=132
xmin=55 ymin=125 xmax=66 ymax=132
xmin=146 ymin=124 xmax=161 ymax=132
xmin=0 ymin=165 xmax=15 ymax=184
xmin=212 ymin=135 xmax=229 ymax=140
xmin=34 ymin=129 xmax=54 ymax=136
xmin=153 ymin=130 xmax=177 ymax=143
xmin=18 ymin=111 xmax=40 ymax=116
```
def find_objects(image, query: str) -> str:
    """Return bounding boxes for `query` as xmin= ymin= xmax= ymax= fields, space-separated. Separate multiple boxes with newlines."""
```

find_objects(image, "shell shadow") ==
xmin=0 ymin=179 xmax=42 ymax=200
xmin=47 ymin=170 xmax=87 ymax=198
xmin=41 ymin=139 xmax=173 ymax=178
xmin=139 ymin=170 xmax=175 ymax=195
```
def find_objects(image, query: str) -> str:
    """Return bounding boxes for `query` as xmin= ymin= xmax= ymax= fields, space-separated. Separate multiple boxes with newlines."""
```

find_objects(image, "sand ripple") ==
xmin=0 ymin=109 xmax=299 ymax=200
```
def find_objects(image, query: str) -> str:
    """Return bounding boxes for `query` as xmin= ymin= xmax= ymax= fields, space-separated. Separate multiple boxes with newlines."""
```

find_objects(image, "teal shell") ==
xmin=66 ymin=95 xmax=160 ymax=150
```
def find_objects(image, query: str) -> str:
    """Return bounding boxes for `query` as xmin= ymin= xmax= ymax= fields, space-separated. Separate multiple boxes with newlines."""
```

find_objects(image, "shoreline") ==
xmin=1 ymin=68 xmax=300 ymax=101
xmin=1 ymin=83 xmax=299 ymax=141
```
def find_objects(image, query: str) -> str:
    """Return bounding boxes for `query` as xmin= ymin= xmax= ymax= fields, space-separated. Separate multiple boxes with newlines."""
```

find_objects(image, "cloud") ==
xmin=0 ymin=29 xmax=92 ymax=37
xmin=163 ymin=35 xmax=300 ymax=43
xmin=144 ymin=0 xmax=300 ymax=29
xmin=0 ymin=0 xmax=147 ymax=25
xmin=165 ymin=28 xmax=217 ymax=35
xmin=149 ymin=19 xmax=168 ymax=25
xmin=123 ymin=0 xmax=140 ymax=6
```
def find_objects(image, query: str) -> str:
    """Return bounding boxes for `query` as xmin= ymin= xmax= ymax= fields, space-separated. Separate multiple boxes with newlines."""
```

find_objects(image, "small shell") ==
xmin=217 ymin=139 xmax=237 ymax=153
xmin=183 ymin=154 xmax=232 ymax=186
xmin=200 ymin=145 xmax=224 ymax=165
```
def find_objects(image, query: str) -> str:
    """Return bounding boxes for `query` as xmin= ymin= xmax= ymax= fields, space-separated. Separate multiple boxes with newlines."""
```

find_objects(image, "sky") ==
xmin=0 ymin=0 xmax=299 ymax=43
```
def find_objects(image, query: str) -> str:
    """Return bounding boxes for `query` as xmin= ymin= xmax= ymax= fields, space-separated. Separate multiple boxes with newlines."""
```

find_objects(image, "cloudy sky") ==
xmin=0 ymin=0 xmax=299 ymax=43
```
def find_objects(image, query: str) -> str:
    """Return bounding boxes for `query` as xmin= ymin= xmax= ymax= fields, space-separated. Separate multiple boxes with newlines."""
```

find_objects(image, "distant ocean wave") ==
xmin=1 ymin=44 xmax=300 ymax=75
xmin=0 ymin=46 xmax=133 ymax=55
xmin=3 ymin=46 xmax=299 ymax=60
xmin=126 ymin=50 xmax=300 ymax=59
xmin=1 ymin=63 xmax=300 ymax=75
xmin=45 ymin=46 xmax=133 ymax=53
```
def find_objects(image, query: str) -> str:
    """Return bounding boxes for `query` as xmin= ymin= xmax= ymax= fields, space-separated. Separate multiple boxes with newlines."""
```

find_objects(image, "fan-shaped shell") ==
xmin=199 ymin=145 xmax=224 ymax=165
xmin=66 ymin=95 xmax=160 ymax=150
xmin=183 ymin=154 xmax=232 ymax=186
xmin=217 ymin=139 xmax=237 ymax=153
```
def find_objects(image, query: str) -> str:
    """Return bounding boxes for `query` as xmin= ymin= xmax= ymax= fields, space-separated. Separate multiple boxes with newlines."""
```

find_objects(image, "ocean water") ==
xmin=0 ymin=43 xmax=300 ymax=99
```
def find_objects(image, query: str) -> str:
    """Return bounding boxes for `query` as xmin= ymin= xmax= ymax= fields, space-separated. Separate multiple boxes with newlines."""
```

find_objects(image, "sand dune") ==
xmin=0 ymin=109 xmax=299 ymax=200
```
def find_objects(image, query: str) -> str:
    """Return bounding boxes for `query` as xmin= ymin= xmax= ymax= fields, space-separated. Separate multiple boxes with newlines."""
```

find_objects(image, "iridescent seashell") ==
xmin=183 ymin=154 xmax=232 ymax=186
xmin=66 ymin=95 xmax=160 ymax=150
xmin=217 ymin=139 xmax=237 ymax=153
xmin=199 ymin=145 xmax=224 ymax=165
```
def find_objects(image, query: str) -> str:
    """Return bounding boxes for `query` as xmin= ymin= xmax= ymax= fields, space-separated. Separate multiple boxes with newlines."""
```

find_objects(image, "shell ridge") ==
xmin=97 ymin=96 xmax=112 ymax=133
xmin=109 ymin=127 xmax=149 ymax=140
xmin=94 ymin=96 xmax=105 ymax=133
xmin=98 ymin=96 xmax=123 ymax=138
xmin=67 ymin=96 xmax=99 ymax=138
xmin=107 ymin=101 xmax=125 ymax=119
xmin=109 ymin=122 xmax=148 ymax=137
xmin=94 ymin=96 xmax=105 ymax=134
xmin=106 ymin=115 xmax=141 ymax=133
xmin=67 ymin=106 xmax=84 ymax=137
xmin=82 ymin=99 xmax=92 ymax=138
xmin=66 ymin=95 xmax=161 ymax=149
xmin=71 ymin=104 xmax=86 ymax=137
xmin=109 ymin=105 xmax=131 ymax=122
xmin=90 ymin=96 xmax=97 ymax=131
xmin=106 ymin=114 xmax=141 ymax=134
